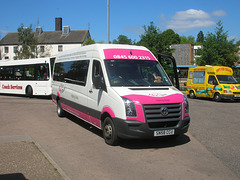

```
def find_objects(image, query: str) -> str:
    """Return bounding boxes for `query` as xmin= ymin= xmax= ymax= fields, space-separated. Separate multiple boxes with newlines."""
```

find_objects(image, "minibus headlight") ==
xmin=122 ymin=97 xmax=137 ymax=117
xmin=184 ymin=96 xmax=189 ymax=114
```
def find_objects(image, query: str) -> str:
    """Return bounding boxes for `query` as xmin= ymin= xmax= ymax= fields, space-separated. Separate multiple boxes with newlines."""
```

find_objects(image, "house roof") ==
xmin=0 ymin=30 xmax=90 ymax=45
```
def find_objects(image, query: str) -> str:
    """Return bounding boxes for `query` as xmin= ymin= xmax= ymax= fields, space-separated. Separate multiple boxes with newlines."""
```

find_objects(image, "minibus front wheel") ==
xmin=214 ymin=93 xmax=222 ymax=102
xmin=103 ymin=117 xmax=118 ymax=146
xmin=57 ymin=100 xmax=65 ymax=117
xmin=189 ymin=90 xmax=196 ymax=99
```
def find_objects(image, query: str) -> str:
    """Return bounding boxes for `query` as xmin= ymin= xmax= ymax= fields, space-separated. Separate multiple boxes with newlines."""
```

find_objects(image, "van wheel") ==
xmin=189 ymin=90 xmax=195 ymax=99
xmin=103 ymin=117 xmax=118 ymax=146
xmin=214 ymin=93 xmax=222 ymax=102
xmin=26 ymin=86 xmax=33 ymax=98
xmin=57 ymin=101 xmax=65 ymax=117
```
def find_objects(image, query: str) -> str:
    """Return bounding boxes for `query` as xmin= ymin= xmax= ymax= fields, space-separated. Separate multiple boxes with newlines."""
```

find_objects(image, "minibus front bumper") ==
xmin=113 ymin=116 xmax=190 ymax=139
xmin=221 ymin=94 xmax=240 ymax=100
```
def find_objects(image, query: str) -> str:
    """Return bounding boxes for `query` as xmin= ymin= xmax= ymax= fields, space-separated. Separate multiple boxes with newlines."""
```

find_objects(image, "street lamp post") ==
xmin=107 ymin=0 xmax=110 ymax=44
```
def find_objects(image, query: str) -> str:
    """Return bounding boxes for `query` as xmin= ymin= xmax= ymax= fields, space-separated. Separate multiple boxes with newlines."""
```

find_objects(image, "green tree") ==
xmin=180 ymin=35 xmax=195 ymax=44
xmin=196 ymin=20 xmax=239 ymax=67
xmin=159 ymin=29 xmax=181 ymax=55
xmin=138 ymin=22 xmax=180 ymax=57
xmin=15 ymin=24 xmax=38 ymax=59
xmin=83 ymin=37 xmax=95 ymax=46
xmin=112 ymin=35 xmax=132 ymax=44
xmin=196 ymin=31 xmax=204 ymax=44
xmin=236 ymin=40 xmax=240 ymax=46
xmin=137 ymin=22 xmax=160 ymax=57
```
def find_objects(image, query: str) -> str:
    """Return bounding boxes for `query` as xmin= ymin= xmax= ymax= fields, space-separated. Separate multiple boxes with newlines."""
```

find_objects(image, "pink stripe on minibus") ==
xmin=104 ymin=49 xmax=156 ymax=61
xmin=61 ymin=103 xmax=101 ymax=129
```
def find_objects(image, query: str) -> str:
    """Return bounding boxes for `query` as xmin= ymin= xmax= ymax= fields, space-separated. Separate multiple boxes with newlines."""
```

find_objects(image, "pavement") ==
xmin=0 ymin=135 xmax=69 ymax=180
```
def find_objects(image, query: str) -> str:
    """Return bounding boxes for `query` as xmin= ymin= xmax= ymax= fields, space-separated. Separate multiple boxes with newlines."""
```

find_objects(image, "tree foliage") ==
xmin=180 ymin=35 xmax=195 ymax=44
xmin=15 ymin=24 xmax=38 ymax=59
xmin=112 ymin=35 xmax=133 ymax=45
xmin=83 ymin=37 xmax=95 ymax=46
xmin=196 ymin=20 xmax=239 ymax=67
xmin=137 ymin=22 xmax=180 ymax=57
xmin=196 ymin=31 xmax=204 ymax=43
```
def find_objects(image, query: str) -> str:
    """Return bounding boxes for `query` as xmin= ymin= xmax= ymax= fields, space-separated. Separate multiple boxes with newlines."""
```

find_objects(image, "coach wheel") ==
xmin=102 ymin=117 xmax=118 ymax=146
xmin=189 ymin=90 xmax=195 ymax=99
xmin=26 ymin=86 xmax=33 ymax=98
xmin=57 ymin=101 xmax=65 ymax=117
xmin=214 ymin=93 xmax=222 ymax=102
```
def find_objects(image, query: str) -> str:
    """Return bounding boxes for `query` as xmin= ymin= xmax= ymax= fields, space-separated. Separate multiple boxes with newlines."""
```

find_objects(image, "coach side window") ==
xmin=5 ymin=67 xmax=14 ymax=80
xmin=0 ymin=67 xmax=5 ymax=80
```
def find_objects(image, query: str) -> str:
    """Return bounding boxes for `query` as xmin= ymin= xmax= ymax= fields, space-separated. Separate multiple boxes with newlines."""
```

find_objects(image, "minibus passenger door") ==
xmin=207 ymin=75 xmax=218 ymax=98
xmin=158 ymin=54 xmax=179 ymax=89
xmin=87 ymin=60 xmax=106 ymax=128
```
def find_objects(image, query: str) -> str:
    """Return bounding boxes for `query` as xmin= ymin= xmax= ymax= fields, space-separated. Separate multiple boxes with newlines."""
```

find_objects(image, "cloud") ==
xmin=173 ymin=9 xmax=210 ymax=20
xmin=167 ymin=19 xmax=215 ymax=33
xmin=212 ymin=10 xmax=227 ymax=17
xmin=228 ymin=36 xmax=240 ymax=42
xmin=0 ymin=30 xmax=9 ymax=34
xmin=166 ymin=9 xmax=217 ymax=33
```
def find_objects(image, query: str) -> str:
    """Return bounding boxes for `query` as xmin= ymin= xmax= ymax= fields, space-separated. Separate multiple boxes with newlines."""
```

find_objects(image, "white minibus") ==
xmin=0 ymin=57 xmax=55 ymax=97
xmin=52 ymin=44 xmax=190 ymax=145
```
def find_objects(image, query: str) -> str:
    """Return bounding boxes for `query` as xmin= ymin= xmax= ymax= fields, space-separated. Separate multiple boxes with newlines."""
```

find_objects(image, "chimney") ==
xmin=55 ymin=17 xmax=62 ymax=31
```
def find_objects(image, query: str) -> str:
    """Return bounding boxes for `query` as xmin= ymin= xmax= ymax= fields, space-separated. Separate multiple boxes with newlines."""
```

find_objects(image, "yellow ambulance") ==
xmin=186 ymin=66 xmax=240 ymax=101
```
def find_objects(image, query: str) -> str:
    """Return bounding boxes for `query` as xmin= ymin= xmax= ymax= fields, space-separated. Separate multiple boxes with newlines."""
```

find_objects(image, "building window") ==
xmin=5 ymin=56 xmax=9 ymax=60
xmin=14 ymin=46 xmax=18 ymax=53
xmin=40 ymin=46 xmax=45 ymax=53
xmin=4 ymin=47 xmax=9 ymax=53
xmin=58 ymin=45 xmax=63 ymax=52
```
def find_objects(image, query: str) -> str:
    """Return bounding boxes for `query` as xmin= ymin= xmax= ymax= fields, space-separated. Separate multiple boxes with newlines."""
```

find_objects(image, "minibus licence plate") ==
xmin=154 ymin=129 xmax=174 ymax=136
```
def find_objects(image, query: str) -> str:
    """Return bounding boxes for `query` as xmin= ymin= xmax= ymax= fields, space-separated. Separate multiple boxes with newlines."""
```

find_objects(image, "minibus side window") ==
xmin=208 ymin=75 xmax=218 ymax=85
xmin=188 ymin=71 xmax=193 ymax=79
xmin=193 ymin=71 xmax=205 ymax=84
xmin=53 ymin=60 xmax=90 ymax=86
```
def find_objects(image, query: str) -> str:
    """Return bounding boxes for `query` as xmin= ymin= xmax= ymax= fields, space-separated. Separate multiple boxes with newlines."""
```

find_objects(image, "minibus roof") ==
xmin=56 ymin=44 xmax=157 ymax=62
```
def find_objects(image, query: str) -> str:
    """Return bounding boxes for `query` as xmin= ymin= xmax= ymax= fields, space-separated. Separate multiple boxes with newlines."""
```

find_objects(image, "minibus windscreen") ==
xmin=105 ymin=59 xmax=172 ymax=87
xmin=217 ymin=75 xmax=239 ymax=84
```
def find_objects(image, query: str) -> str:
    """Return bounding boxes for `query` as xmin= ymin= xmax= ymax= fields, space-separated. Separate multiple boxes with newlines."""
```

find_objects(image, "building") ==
xmin=171 ymin=44 xmax=194 ymax=66
xmin=0 ymin=18 xmax=90 ymax=60
xmin=170 ymin=44 xmax=199 ymax=79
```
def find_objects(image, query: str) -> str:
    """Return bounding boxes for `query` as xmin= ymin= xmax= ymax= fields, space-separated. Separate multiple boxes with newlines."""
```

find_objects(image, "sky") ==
xmin=0 ymin=0 xmax=239 ymax=43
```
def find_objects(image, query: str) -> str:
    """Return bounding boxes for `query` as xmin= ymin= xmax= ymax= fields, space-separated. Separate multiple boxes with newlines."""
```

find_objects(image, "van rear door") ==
xmin=158 ymin=54 xmax=179 ymax=89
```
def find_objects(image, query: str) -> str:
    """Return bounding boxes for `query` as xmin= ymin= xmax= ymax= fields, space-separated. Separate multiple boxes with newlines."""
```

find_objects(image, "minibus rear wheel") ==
xmin=103 ymin=117 xmax=118 ymax=146
xmin=189 ymin=90 xmax=195 ymax=99
xmin=57 ymin=101 xmax=65 ymax=117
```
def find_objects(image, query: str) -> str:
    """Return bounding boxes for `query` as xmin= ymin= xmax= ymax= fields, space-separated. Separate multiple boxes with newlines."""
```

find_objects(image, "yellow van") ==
xmin=186 ymin=66 xmax=240 ymax=101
